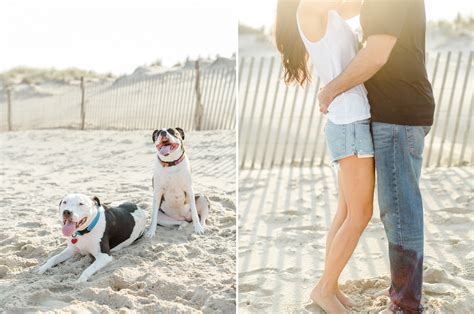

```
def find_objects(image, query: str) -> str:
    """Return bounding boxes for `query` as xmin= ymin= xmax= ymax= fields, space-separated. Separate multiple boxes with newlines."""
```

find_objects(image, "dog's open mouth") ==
xmin=62 ymin=217 xmax=87 ymax=237
xmin=157 ymin=140 xmax=179 ymax=156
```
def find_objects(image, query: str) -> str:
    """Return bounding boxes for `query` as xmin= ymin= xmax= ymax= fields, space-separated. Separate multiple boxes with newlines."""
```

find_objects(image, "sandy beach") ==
xmin=0 ymin=129 xmax=236 ymax=313
xmin=239 ymin=166 xmax=473 ymax=313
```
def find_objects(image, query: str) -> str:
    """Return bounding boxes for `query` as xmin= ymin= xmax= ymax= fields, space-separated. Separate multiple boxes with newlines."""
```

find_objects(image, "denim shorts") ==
xmin=324 ymin=118 xmax=374 ymax=166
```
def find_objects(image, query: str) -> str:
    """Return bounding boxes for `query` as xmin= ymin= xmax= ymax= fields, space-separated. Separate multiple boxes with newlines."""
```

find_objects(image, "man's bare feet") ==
xmin=335 ymin=287 xmax=358 ymax=308
xmin=310 ymin=285 xmax=347 ymax=314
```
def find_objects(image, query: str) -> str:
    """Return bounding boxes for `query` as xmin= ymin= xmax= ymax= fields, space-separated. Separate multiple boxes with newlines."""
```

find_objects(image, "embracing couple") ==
xmin=276 ymin=0 xmax=435 ymax=313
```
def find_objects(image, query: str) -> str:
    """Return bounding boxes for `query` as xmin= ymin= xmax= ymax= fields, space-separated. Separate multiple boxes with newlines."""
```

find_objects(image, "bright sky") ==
xmin=1 ymin=1 xmax=470 ymax=75
xmin=0 ymin=0 xmax=237 ymax=74
xmin=238 ymin=0 xmax=474 ymax=29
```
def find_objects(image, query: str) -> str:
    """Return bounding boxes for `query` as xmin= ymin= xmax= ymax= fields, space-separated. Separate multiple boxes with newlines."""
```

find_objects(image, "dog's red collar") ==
xmin=158 ymin=150 xmax=186 ymax=167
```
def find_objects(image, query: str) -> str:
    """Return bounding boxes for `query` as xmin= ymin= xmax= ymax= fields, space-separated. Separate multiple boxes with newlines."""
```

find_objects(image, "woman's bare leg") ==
xmin=324 ymin=171 xmax=347 ymax=261
xmin=323 ymin=171 xmax=357 ymax=308
xmin=311 ymin=156 xmax=375 ymax=313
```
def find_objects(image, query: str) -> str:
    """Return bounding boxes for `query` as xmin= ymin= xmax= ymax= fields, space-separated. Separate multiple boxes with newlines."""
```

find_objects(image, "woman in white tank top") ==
xmin=275 ymin=1 xmax=375 ymax=313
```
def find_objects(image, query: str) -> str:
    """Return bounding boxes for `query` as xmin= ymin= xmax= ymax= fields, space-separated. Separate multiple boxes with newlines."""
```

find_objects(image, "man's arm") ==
xmin=318 ymin=34 xmax=397 ymax=113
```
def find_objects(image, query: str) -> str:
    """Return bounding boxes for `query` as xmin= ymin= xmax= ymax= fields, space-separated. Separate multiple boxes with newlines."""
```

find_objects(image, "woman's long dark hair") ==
xmin=275 ymin=0 xmax=311 ymax=86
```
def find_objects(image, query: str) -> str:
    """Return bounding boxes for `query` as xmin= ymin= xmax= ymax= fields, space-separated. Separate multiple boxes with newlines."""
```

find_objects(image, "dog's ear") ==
xmin=152 ymin=129 xmax=160 ymax=142
xmin=92 ymin=196 xmax=101 ymax=207
xmin=175 ymin=127 xmax=185 ymax=140
xmin=58 ymin=198 xmax=63 ymax=208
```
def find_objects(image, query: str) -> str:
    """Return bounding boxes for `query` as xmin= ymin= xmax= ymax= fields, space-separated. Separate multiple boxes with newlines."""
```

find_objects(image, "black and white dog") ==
xmin=38 ymin=194 xmax=146 ymax=282
xmin=145 ymin=127 xmax=209 ymax=238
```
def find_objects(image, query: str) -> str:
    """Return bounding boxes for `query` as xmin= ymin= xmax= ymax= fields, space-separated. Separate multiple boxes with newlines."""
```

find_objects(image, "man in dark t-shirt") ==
xmin=318 ymin=0 xmax=434 ymax=312
xmin=361 ymin=0 xmax=435 ymax=125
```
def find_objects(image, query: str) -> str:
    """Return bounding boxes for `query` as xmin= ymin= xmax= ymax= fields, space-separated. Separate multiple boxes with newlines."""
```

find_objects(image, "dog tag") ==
xmin=71 ymin=238 xmax=78 ymax=244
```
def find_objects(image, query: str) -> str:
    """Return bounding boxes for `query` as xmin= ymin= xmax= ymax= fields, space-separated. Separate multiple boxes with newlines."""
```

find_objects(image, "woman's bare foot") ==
xmin=335 ymin=287 xmax=358 ymax=308
xmin=310 ymin=285 xmax=346 ymax=314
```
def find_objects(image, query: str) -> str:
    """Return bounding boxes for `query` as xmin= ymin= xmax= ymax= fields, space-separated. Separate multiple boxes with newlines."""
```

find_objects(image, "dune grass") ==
xmin=0 ymin=67 xmax=115 ymax=85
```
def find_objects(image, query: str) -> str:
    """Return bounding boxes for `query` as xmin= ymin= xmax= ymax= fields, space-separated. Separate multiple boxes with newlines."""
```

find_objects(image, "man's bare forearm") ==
xmin=317 ymin=35 xmax=396 ymax=113
xmin=325 ymin=34 xmax=397 ymax=97
xmin=326 ymin=45 xmax=383 ymax=96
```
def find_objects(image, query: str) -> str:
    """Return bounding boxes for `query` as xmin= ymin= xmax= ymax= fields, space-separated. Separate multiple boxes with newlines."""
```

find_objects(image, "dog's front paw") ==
xmin=145 ymin=228 xmax=156 ymax=238
xmin=193 ymin=223 xmax=205 ymax=235
xmin=38 ymin=264 xmax=50 ymax=274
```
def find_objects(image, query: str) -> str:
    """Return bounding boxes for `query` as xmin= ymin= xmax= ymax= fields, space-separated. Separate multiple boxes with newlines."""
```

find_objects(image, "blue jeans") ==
xmin=372 ymin=122 xmax=431 ymax=313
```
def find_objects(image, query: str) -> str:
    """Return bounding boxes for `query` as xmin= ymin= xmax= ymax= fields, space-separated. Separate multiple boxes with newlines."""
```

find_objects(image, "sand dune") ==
xmin=238 ymin=166 xmax=473 ymax=313
xmin=0 ymin=129 xmax=236 ymax=313
xmin=0 ymin=57 xmax=236 ymax=132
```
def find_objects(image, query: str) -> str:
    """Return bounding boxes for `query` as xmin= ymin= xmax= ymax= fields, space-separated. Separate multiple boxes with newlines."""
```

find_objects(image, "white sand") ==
xmin=0 ymin=129 xmax=236 ymax=313
xmin=239 ymin=166 xmax=473 ymax=313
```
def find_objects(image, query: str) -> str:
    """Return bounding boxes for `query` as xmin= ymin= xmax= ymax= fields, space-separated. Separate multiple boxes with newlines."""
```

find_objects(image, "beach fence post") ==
xmin=6 ymin=86 xmax=12 ymax=131
xmin=194 ymin=60 xmax=204 ymax=131
xmin=80 ymin=77 xmax=86 ymax=130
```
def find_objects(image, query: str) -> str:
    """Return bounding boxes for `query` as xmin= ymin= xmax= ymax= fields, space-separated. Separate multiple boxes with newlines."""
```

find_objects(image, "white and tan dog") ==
xmin=145 ymin=127 xmax=209 ymax=238
xmin=38 ymin=194 xmax=146 ymax=282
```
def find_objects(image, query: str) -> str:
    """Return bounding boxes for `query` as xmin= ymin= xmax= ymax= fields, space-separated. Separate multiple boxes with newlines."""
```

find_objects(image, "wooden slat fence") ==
xmin=0 ymin=61 xmax=236 ymax=132
xmin=239 ymin=51 xmax=473 ymax=168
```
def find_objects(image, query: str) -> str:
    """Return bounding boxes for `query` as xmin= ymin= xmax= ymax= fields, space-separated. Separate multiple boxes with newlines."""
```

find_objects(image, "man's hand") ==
xmin=318 ymin=85 xmax=337 ymax=114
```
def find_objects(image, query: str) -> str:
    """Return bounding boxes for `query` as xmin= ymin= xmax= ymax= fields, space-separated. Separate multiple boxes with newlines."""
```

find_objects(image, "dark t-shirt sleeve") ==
xmin=364 ymin=1 xmax=407 ymax=38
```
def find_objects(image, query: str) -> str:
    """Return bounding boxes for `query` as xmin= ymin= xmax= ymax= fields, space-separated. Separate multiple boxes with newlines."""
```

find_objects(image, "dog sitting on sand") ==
xmin=145 ymin=127 xmax=209 ymax=238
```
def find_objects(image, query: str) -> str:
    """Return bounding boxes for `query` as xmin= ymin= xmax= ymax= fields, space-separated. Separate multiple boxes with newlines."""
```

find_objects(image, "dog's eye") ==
xmin=62 ymin=201 xmax=66 ymax=204
xmin=79 ymin=203 xmax=84 ymax=206
xmin=167 ymin=128 xmax=175 ymax=135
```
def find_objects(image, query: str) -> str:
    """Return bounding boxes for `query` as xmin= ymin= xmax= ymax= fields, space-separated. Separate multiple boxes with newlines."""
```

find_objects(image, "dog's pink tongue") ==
xmin=62 ymin=222 xmax=75 ymax=237
xmin=160 ymin=145 xmax=172 ymax=156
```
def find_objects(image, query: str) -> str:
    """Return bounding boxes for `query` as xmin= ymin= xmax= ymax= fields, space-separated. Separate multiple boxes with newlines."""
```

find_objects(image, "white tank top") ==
xmin=296 ymin=10 xmax=370 ymax=124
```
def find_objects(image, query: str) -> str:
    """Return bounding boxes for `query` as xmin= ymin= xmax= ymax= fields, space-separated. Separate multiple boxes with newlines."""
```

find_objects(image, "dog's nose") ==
xmin=160 ymin=130 xmax=167 ymax=137
xmin=63 ymin=210 xmax=72 ymax=217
